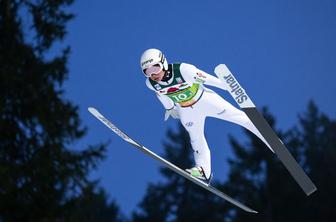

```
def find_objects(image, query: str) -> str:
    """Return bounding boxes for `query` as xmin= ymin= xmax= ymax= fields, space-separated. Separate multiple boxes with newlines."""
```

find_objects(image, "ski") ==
xmin=88 ymin=107 xmax=258 ymax=213
xmin=214 ymin=64 xmax=317 ymax=196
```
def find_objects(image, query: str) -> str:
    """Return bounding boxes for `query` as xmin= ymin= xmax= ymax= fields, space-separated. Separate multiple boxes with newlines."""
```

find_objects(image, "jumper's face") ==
xmin=143 ymin=63 xmax=165 ymax=82
xmin=149 ymin=69 xmax=165 ymax=82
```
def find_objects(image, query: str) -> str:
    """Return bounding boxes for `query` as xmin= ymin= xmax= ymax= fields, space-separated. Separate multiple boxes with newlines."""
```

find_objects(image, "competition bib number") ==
xmin=167 ymin=84 xmax=200 ymax=103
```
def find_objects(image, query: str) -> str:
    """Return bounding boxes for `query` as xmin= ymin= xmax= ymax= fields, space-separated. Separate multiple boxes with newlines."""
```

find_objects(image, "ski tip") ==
xmin=88 ymin=107 xmax=94 ymax=111
xmin=242 ymin=206 xmax=258 ymax=214
xmin=88 ymin=107 xmax=98 ymax=114
xmin=214 ymin=64 xmax=229 ymax=75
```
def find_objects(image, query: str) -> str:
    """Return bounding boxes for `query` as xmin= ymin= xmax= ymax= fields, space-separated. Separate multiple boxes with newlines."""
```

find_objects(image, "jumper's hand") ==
xmin=164 ymin=107 xmax=179 ymax=121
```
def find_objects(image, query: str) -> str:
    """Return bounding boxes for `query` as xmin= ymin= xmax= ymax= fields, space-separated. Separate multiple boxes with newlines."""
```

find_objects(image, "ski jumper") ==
xmin=146 ymin=63 xmax=272 ymax=179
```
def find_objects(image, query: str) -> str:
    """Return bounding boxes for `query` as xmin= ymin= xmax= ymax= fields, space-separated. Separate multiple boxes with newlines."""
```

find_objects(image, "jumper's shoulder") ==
xmin=180 ymin=62 xmax=197 ymax=71
xmin=177 ymin=63 xmax=198 ymax=82
xmin=180 ymin=63 xmax=199 ymax=76
xmin=171 ymin=62 xmax=196 ymax=73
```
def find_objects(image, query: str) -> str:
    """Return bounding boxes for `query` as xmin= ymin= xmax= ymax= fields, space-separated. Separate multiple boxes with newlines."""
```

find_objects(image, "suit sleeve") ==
xmin=145 ymin=79 xmax=175 ymax=110
xmin=180 ymin=63 xmax=228 ymax=91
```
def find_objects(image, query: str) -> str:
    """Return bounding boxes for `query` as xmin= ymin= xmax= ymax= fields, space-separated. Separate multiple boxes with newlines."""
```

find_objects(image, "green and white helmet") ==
xmin=140 ymin=48 xmax=168 ymax=73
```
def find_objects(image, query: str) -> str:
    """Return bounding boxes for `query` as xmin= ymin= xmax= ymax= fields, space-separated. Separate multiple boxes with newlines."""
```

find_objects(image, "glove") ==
xmin=164 ymin=107 xmax=179 ymax=121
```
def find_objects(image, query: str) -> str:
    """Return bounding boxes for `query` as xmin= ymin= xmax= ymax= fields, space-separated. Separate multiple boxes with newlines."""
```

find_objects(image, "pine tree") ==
xmin=64 ymin=184 xmax=126 ymax=222
xmin=223 ymin=103 xmax=336 ymax=221
xmin=295 ymin=101 xmax=336 ymax=221
xmin=0 ymin=1 xmax=121 ymax=221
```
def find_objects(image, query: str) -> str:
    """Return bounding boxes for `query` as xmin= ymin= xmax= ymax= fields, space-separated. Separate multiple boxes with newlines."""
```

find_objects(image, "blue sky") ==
xmin=61 ymin=0 xmax=336 ymax=215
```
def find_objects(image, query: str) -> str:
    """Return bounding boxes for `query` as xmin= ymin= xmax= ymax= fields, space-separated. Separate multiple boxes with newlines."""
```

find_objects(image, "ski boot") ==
xmin=186 ymin=166 xmax=213 ymax=184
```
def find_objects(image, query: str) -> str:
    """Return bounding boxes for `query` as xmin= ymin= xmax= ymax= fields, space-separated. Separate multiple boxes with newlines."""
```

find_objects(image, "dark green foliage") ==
xmin=224 ymin=103 xmax=336 ymax=222
xmin=64 ymin=184 xmax=126 ymax=222
xmin=296 ymin=101 xmax=336 ymax=221
xmin=0 ymin=0 xmax=123 ymax=221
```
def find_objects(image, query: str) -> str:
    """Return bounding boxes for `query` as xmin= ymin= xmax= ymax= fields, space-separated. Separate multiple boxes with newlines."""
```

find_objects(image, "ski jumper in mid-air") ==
xmin=140 ymin=48 xmax=273 ymax=182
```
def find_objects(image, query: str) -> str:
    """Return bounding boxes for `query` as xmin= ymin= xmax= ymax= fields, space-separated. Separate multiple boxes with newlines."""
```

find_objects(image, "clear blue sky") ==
xmin=61 ymin=0 xmax=336 ymax=215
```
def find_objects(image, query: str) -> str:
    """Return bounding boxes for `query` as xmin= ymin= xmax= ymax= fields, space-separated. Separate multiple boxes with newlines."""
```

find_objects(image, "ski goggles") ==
xmin=143 ymin=63 xmax=163 ymax=77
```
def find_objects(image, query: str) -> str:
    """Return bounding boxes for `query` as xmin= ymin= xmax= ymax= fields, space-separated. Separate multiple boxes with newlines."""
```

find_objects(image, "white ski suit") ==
xmin=145 ymin=63 xmax=271 ymax=179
